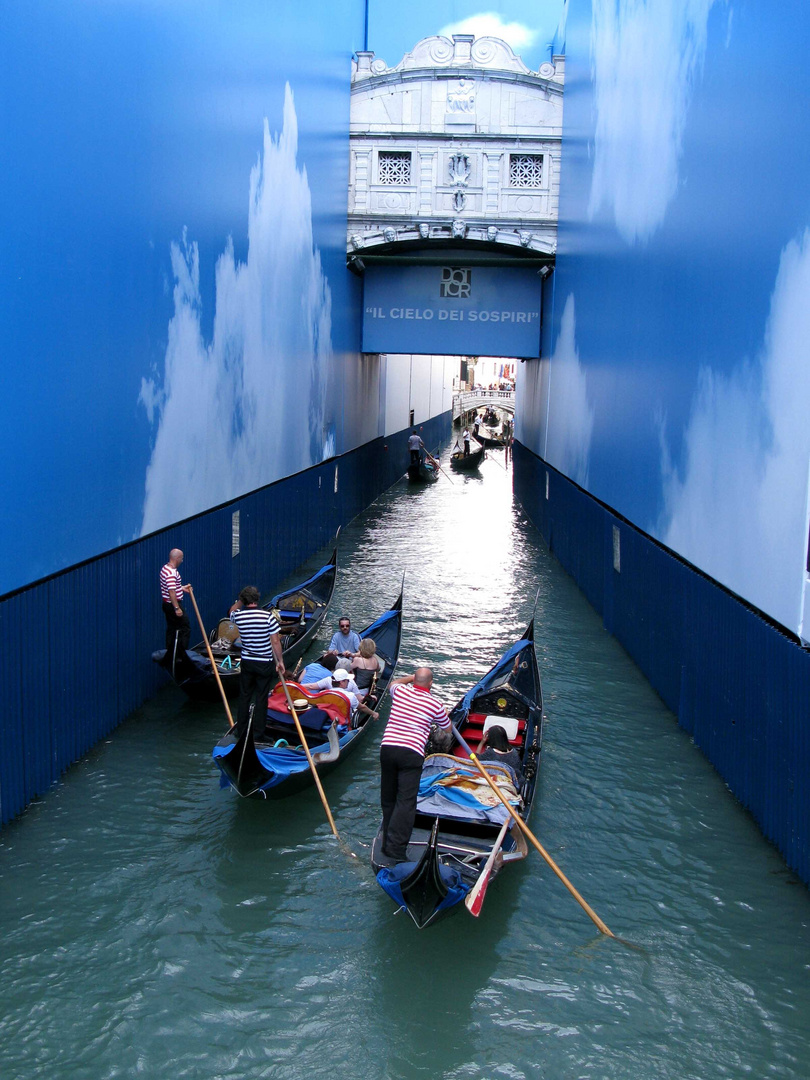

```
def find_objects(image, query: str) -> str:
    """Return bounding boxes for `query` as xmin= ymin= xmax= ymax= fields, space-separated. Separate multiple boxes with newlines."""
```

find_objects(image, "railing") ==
xmin=452 ymin=389 xmax=515 ymax=420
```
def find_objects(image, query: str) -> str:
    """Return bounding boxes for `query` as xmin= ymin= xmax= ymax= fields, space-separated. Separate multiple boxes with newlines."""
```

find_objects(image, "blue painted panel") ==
xmin=518 ymin=0 xmax=810 ymax=636
xmin=0 ymin=594 xmax=28 ymax=825
xmin=514 ymin=441 xmax=810 ymax=884
xmin=0 ymin=1 xmax=367 ymax=596
xmin=363 ymin=265 xmax=542 ymax=357
xmin=0 ymin=413 xmax=451 ymax=826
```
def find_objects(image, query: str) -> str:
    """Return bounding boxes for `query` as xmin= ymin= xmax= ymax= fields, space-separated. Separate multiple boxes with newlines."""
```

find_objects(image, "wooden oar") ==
xmin=465 ymin=817 xmax=510 ymax=917
xmin=187 ymin=586 xmax=235 ymax=729
xmin=277 ymin=671 xmax=340 ymax=840
xmin=429 ymin=446 xmax=455 ymax=486
xmin=451 ymin=724 xmax=614 ymax=937
xmin=486 ymin=446 xmax=508 ymax=470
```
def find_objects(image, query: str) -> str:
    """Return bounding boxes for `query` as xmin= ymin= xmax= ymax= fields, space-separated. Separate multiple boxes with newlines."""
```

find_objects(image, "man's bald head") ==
xmin=413 ymin=667 xmax=433 ymax=689
xmin=169 ymin=548 xmax=184 ymax=566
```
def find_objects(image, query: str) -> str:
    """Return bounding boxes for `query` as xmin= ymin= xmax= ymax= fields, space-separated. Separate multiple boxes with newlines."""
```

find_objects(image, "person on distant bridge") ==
xmin=408 ymin=429 xmax=425 ymax=465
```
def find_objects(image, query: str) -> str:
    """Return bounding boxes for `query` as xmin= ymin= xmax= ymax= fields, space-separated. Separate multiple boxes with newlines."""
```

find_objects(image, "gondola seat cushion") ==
xmin=482 ymin=716 xmax=521 ymax=741
xmin=266 ymin=682 xmax=350 ymax=728
xmin=266 ymin=706 xmax=333 ymax=733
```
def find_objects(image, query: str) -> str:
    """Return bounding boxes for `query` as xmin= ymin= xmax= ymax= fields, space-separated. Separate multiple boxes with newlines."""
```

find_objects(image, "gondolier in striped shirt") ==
xmin=160 ymin=549 xmax=191 ymax=657
xmin=229 ymin=587 xmax=286 ymax=740
xmin=379 ymin=668 xmax=450 ymax=863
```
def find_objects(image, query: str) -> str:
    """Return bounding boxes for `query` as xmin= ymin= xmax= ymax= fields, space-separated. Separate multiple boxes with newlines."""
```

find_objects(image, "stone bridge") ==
xmin=453 ymin=389 xmax=515 ymax=421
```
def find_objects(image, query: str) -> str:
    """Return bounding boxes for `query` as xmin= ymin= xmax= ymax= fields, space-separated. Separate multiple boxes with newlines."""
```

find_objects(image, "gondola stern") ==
xmin=213 ymin=723 xmax=276 ymax=798
xmin=376 ymin=819 xmax=469 ymax=929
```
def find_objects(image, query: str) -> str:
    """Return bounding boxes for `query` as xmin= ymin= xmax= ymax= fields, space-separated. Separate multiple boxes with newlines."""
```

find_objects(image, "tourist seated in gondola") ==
xmin=347 ymin=638 xmax=384 ymax=700
xmin=327 ymin=616 xmax=361 ymax=658
xmin=301 ymin=668 xmax=379 ymax=725
xmin=478 ymin=724 xmax=524 ymax=784
xmin=300 ymin=652 xmax=338 ymax=683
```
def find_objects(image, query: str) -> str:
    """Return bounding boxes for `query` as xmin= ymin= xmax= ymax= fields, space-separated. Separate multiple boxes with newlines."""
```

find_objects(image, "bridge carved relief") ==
xmin=348 ymin=35 xmax=563 ymax=270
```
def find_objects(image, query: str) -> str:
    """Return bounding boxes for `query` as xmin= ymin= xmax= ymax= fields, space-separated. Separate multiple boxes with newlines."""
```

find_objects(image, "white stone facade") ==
xmin=348 ymin=35 xmax=564 ymax=261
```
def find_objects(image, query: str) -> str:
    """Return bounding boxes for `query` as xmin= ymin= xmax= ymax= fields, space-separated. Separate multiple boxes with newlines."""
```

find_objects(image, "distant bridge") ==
xmin=453 ymin=389 xmax=515 ymax=422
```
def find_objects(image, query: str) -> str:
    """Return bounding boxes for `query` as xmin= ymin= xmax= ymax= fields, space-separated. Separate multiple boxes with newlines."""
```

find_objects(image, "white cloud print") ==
xmin=438 ymin=13 xmax=538 ymax=53
xmin=588 ymin=0 xmax=720 ymax=244
xmin=544 ymin=294 xmax=594 ymax=487
xmin=657 ymin=229 xmax=810 ymax=635
xmin=138 ymin=84 xmax=333 ymax=536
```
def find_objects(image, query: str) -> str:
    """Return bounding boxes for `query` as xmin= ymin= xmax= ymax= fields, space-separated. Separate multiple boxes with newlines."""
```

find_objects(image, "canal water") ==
xmin=2 ymin=449 xmax=809 ymax=1080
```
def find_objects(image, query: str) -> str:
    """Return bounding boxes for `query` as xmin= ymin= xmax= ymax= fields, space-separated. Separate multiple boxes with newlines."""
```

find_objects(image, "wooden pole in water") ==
xmin=451 ymin=724 xmax=615 ymax=937
xmin=277 ymin=672 xmax=340 ymax=840
xmin=187 ymin=587 xmax=235 ymax=729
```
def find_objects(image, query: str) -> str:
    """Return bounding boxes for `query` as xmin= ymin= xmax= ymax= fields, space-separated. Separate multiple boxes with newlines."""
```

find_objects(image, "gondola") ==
xmin=476 ymin=426 xmax=505 ymax=448
xmin=407 ymin=451 xmax=440 ymax=483
xmin=212 ymin=590 xmax=403 ymax=799
xmin=450 ymin=438 xmax=485 ymax=471
xmin=152 ymin=549 xmax=338 ymax=701
xmin=371 ymin=621 xmax=543 ymax=928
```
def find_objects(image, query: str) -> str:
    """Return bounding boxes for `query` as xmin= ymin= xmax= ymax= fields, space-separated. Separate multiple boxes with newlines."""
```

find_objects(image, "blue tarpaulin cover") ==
xmin=416 ymin=758 xmax=518 ymax=825
xmin=213 ymin=731 xmax=346 ymax=789
xmin=269 ymin=562 xmax=333 ymax=606
xmin=376 ymin=861 xmax=469 ymax=914
xmin=456 ymin=639 xmax=530 ymax=719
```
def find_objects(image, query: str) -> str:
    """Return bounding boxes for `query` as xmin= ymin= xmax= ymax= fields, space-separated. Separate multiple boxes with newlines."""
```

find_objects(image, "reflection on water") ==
xmin=1 ymin=449 xmax=809 ymax=1079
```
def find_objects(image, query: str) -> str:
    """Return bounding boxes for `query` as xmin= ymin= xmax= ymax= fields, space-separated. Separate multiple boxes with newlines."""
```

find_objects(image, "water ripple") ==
xmin=1 ymin=453 xmax=809 ymax=1079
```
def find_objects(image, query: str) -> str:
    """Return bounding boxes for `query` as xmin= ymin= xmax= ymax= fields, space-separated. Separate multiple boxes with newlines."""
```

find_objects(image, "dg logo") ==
xmin=440 ymin=267 xmax=471 ymax=298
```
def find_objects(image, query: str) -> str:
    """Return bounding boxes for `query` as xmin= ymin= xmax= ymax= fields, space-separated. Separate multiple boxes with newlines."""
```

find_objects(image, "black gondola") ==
xmin=476 ymin=426 xmax=505 ymax=448
xmin=371 ymin=621 xmax=543 ymax=928
xmin=407 ymin=450 xmax=440 ymax=483
xmin=213 ymin=590 xmax=403 ymax=798
xmin=152 ymin=548 xmax=338 ymax=701
xmin=450 ymin=438 xmax=485 ymax=471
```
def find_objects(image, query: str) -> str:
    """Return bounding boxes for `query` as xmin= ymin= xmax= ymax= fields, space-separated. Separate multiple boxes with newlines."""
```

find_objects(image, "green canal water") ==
xmin=1 ymin=452 xmax=809 ymax=1079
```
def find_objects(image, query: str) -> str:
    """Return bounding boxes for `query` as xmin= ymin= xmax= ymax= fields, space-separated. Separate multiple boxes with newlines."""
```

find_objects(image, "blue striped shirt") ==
xmin=230 ymin=608 xmax=281 ymax=661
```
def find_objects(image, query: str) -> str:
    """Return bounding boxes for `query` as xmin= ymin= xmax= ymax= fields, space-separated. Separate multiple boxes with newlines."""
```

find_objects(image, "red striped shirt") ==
xmin=381 ymin=682 xmax=450 ymax=757
xmin=160 ymin=564 xmax=183 ymax=604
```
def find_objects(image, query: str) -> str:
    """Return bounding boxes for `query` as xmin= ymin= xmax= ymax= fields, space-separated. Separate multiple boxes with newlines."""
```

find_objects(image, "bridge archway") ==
xmin=453 ymin=390 xmax=515 ymax=421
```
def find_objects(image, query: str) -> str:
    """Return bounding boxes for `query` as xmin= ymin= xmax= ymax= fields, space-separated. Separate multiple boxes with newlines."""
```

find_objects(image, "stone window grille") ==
xmin=378 ymin=151 xmax=412 ymax=185
xmin=510 ymin=153 xmax=544 ymax=188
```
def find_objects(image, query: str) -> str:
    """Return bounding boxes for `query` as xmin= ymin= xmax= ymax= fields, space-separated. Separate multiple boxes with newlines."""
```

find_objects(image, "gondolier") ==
xmin=229 ymin=586 xmax=286 ymax=739
xmin=160 ymin=549 xmax=191 ymax=656
xmin=379 ymin=668 xmax=450 ymax=863
xmin=407 ymin=429 xmax=425 ymax=465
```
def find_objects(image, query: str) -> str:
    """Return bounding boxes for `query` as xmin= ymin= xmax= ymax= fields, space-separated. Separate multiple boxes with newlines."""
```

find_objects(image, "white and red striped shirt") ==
xmin=160 ymin=564 xmax=183 ymax=604
xmin=381 ymin=682 xmax=450 ymax=757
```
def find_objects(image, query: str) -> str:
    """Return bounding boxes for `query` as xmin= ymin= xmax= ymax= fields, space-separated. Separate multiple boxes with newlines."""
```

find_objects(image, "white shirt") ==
xmin=304 ymin=675 xmax=360 ymax=710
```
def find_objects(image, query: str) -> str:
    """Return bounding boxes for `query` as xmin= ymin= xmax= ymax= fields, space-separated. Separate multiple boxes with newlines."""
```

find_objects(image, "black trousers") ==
xmin=380 ymin=744 xmax=424 ymax=862
xmin=410 ymin=448 xmax=420 ymax=464
xmin=237 ymin=658 xmax=275 ymax=739
xmin=162 ymin=601 xmax=190 ymax=656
